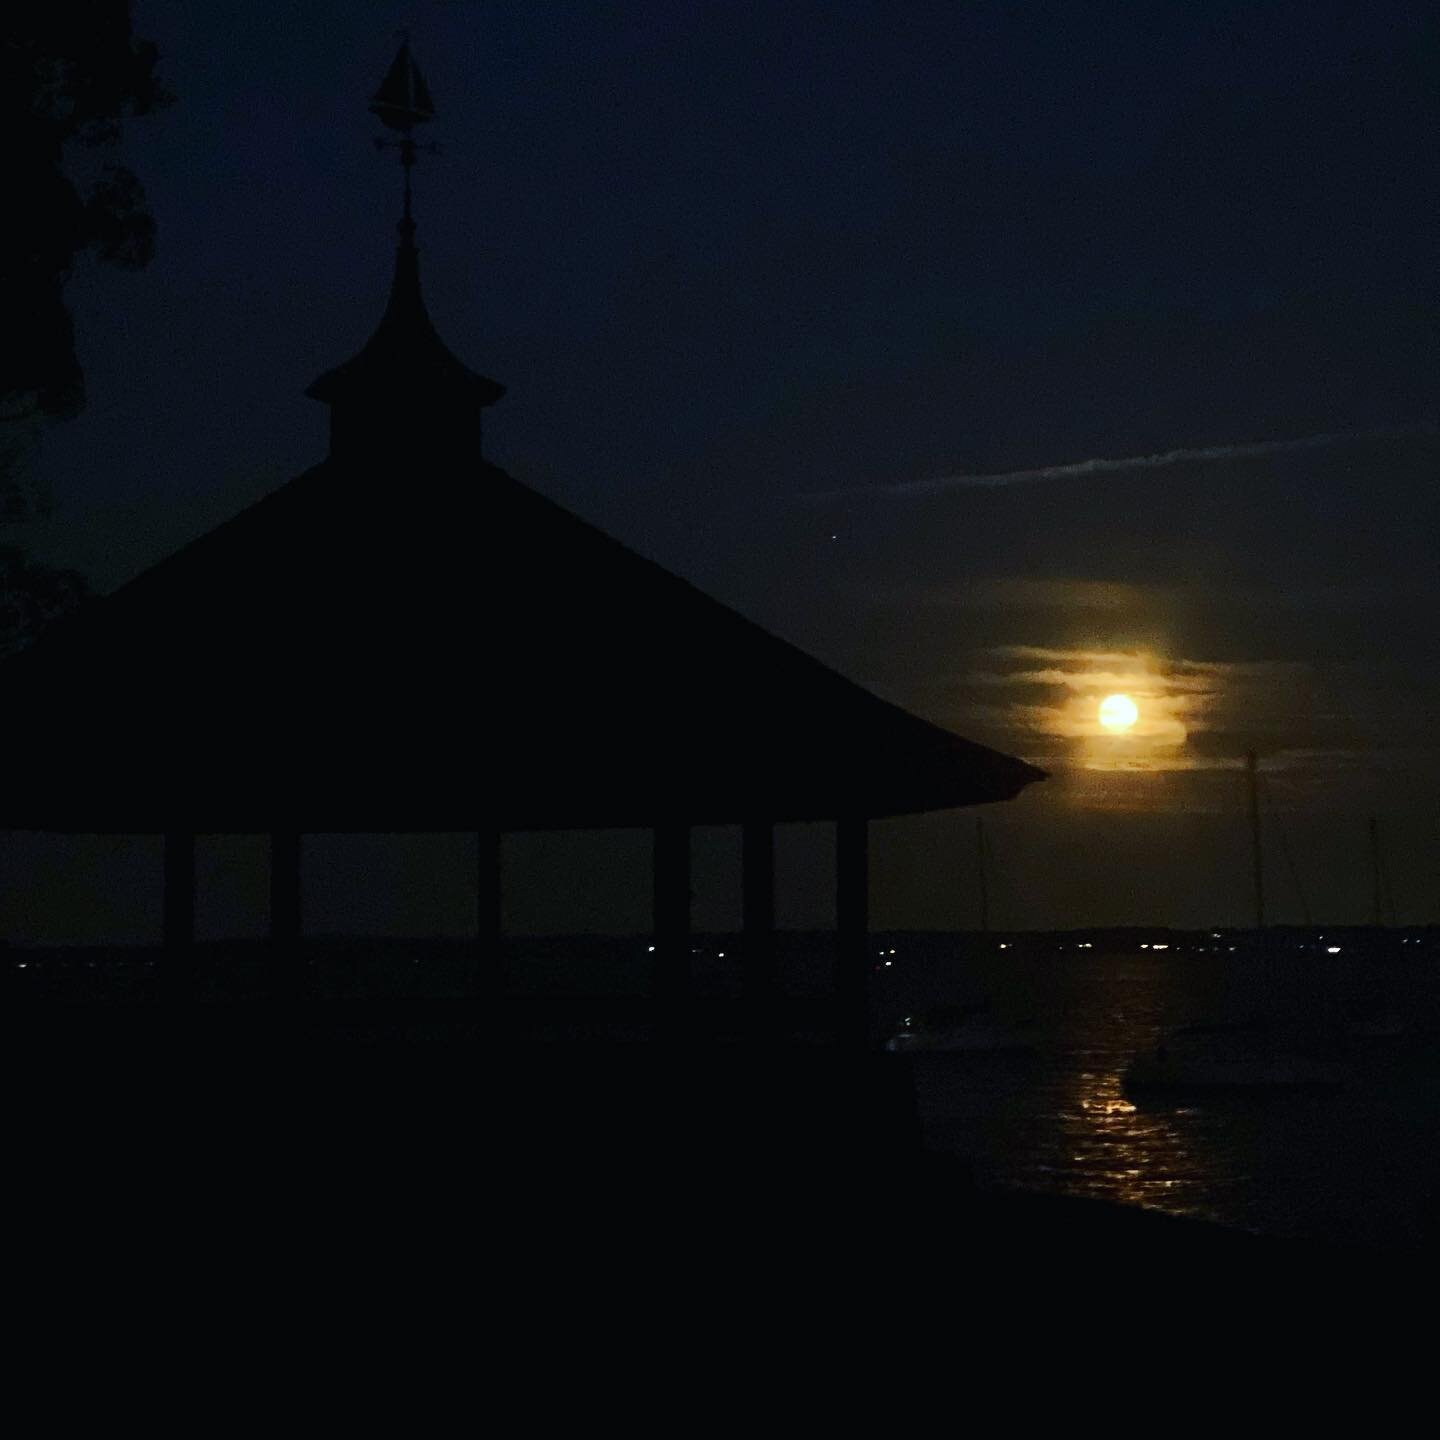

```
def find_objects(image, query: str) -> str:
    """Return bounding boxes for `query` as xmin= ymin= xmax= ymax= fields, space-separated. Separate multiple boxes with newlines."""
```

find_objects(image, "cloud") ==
xmin=990 ymin=644 xmax=1144 ymax=664
xmin=971 ymin=667 xmax=1218 ymax=696
xmin=948 ymin=645 xmax=1324 ymax=774
xmin=807 ymin=425 xmax=1434 ymax=500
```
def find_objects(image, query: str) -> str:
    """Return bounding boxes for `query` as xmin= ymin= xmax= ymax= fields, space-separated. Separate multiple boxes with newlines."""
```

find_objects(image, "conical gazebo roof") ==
xmin=0 ymin=441 xmax=1043 ymax=832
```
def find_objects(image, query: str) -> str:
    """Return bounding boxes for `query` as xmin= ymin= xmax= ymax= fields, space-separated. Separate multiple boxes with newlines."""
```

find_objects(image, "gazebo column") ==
xmin=652 ymin=822 xmax=691 ymax=1015
xmin=835 ymin=815 xmax=870 ymax=1047
xmin=270 ymin=830 xmax=303 ymax=947
xmin=742 ymin=819 xmax=777 ymax=1033
xmin=163 ymin=830 xmax=196 ymax=990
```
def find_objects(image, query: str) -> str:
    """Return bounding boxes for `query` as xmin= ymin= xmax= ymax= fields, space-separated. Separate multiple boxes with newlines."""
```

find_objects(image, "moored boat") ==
xmin=885 ymin=1005 xmax=1036 ymax=1055
xmin=1124 ymin=1021 xmax=1347 ymax=1091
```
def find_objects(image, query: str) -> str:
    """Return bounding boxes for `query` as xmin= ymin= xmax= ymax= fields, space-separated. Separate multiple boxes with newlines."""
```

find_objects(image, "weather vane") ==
xmin=370 ymin=31 xmax=440 ymax=229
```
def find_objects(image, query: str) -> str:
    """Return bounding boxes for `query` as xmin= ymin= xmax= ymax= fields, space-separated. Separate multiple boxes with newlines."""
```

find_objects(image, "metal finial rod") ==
xmin=402 ymin=136 xmax=414 ymax=227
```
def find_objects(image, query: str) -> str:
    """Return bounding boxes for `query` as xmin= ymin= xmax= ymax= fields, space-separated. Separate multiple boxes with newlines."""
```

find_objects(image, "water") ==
xmin=870 ymin=938 xmax=1440 ymax=1249
xmin=10 ymin=932 xmax=1440 ymax=1248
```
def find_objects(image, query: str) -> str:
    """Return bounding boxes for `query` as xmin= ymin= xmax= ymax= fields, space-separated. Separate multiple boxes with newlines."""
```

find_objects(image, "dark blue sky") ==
xmin=11 ymin=0 xmax=1439 ymax=936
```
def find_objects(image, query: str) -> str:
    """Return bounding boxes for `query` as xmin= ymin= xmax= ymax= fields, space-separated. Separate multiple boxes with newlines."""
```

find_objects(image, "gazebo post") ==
xmin=742 ymin=818 xmax=776 ymax=1034
xmin=835 ymin=815 xmax=870 ymax=1047
xmin=652 ymin=821 xmax=691 ymax=1020
xmin=163 ymin=830 xmax=196 ymax=989
xmin=270 ymin=829 xmax=302 ymax=950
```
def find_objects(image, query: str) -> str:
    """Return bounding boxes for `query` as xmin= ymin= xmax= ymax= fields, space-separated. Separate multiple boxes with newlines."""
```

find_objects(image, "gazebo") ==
xmin=3 ymin=42 xmax=1043 ymax=1031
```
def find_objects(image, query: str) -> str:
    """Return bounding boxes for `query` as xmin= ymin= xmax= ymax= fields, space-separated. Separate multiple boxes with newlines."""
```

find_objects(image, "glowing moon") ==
xmin=1098 ymin=693 xmax=1139 ymax=731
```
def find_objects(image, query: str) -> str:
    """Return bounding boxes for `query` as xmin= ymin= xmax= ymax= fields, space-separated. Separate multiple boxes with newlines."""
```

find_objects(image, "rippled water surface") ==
xmin=872 ymin=942 xmax=1440 ymax=1248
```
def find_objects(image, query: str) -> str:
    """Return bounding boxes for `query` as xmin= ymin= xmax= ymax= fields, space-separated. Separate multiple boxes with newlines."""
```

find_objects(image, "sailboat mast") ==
xmin=1246 ymin=751 xmax=1265 ymax=928
xmin=977 ymin=817 xmax=990 ymax=933
xmin=1369 ymin=816 xmax=1383 ymax=928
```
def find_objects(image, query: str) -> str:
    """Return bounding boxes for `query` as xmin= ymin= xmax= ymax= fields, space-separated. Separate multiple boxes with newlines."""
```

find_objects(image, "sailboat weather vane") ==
xmin=370 ymin=32 xmax=440 ymax=230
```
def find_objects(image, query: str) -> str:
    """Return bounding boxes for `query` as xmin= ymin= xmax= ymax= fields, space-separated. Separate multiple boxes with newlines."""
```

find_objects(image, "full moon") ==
xmin=1098 ymin=693 xmax=1139 ymax=731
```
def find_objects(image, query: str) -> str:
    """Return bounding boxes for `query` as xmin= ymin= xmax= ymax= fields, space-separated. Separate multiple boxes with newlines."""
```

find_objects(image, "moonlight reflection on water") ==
xmin=1060 ymin=1064 xmax=1213 ymax=1218
xmin=889 ymin=942 xmax=1440 ymax=1247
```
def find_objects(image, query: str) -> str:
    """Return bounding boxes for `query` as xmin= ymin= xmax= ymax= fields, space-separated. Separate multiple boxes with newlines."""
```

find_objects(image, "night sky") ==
xmin=8 ymin=0 xmax=1439 ymax=940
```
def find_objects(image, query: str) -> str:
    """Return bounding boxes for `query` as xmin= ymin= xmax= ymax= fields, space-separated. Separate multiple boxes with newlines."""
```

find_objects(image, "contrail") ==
xmin=806 ymin=425 xmax=1433 ymax=500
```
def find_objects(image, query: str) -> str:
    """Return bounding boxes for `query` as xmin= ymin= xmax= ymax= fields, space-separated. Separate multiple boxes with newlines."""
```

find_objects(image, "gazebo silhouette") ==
xmin=3 ymin=40 xmax=1043 ymax=1033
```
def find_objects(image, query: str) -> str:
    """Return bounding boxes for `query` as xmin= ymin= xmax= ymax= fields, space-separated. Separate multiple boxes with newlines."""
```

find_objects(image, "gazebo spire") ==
xmin=306 ymin=35 xmax=504 ymax=462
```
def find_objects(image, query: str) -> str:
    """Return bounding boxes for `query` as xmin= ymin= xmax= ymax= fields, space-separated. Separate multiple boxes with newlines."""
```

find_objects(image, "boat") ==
xmin=884 ymin=1004 xmax=1036 ymax=1055
xmin=1347 ymin=1014 xmax=1409 ymax=1043
xmin=1124 ymin=1021 xmax=1347 ymax=1091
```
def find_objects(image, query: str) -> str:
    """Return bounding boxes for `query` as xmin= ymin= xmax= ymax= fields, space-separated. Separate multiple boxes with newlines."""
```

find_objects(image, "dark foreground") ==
xmin=12 ymin=998 xmax=1423 ymax=1283
xmin=12 ymin=968 xmax=1438 ymax=1416
xmin=13 ymin=996 xmax=1439 ymax=1423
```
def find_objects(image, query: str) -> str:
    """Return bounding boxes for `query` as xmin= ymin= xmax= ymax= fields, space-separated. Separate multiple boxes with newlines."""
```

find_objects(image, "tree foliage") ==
xmin=2 ymin=2 xmax=171 ymax=430
xmin=1 ymin=4 xmax=168 ymax=653
xmin=0 ymin=545 xmax=90 ymax=660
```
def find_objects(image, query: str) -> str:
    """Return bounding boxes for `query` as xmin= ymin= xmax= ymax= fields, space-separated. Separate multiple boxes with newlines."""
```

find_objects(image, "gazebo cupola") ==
xmin=306 ymin=38 xmax=504 ymax=462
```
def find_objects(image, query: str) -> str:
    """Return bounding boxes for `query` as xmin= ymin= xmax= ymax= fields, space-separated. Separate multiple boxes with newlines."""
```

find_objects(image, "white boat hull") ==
xmin=885 ymin=1025 xmax=1034 ymax=1055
